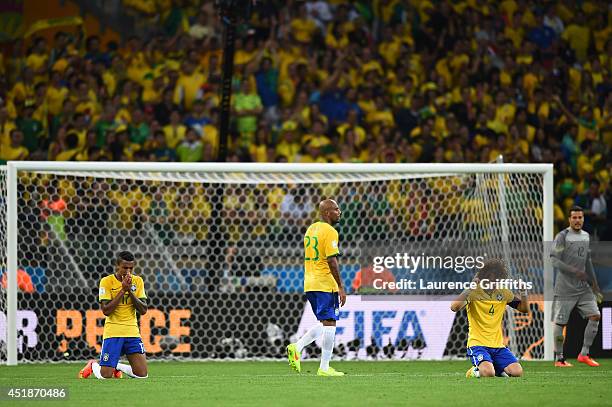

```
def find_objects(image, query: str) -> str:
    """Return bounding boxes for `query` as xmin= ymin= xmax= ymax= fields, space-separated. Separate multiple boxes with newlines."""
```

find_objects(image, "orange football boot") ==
xmin=577 ymin=354 xmax=599 ymax=367
xmin=554 ymin=359 xmax=573 ymax=367
xmin=78 ymin=359 xmax=95 ymax=378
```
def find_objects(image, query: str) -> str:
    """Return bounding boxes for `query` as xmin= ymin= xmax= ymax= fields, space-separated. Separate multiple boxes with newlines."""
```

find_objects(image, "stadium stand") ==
xmin=0 ymin=0 xmax=610 ymax=241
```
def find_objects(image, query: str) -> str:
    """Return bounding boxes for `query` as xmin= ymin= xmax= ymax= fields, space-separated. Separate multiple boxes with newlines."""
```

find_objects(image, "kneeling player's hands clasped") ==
xmin=122 ymin=274 xmax=132 ymax=291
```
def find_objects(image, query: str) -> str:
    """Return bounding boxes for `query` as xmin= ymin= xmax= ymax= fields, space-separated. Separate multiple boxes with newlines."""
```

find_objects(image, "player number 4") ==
xmin=489 ymin=304 xmax=495 ymax=316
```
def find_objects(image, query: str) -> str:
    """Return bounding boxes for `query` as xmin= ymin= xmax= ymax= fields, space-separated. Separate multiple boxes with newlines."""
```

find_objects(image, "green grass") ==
xmin=0 ymin=360 xmax=610 ymax=406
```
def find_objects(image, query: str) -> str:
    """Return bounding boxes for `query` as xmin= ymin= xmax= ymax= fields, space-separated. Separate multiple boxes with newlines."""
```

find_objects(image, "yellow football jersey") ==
xmin=99 ymin=274 xmax=147 ymax=339
xmin=304 ymin=221 xmax=340 ymax=292
xmin=466 ymin=288 xmax=514 ymax=348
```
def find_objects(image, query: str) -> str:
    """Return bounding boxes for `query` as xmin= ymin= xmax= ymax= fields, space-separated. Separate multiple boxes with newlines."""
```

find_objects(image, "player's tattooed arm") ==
xmin=450 ymin=289 xmax=470 ymax=312
xmin=100 ymin=293 xmax=124 ymax=316
xmin=128 ymin=291 xmax=148 ymax=315
xmin=451 ymin=275 xmax=479 ymax=312
xmin=508 ymin=292 xmax=529 ymax=313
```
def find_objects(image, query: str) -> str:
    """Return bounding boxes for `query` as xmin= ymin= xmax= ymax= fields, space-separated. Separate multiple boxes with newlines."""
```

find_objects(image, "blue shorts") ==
xmin=306 ymin=291 xmax=339 ymax=321
xmin=467 ymin=346 xmax=518 ymax=376
xmin=100 ymin=337 xmax=145 ymax=368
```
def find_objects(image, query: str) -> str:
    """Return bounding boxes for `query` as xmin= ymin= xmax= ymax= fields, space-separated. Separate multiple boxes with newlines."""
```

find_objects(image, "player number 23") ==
xmin=304 ymin=236 xmax=319 ymax=261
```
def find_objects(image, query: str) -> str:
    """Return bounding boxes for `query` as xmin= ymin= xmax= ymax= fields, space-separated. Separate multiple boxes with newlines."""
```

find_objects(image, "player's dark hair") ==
xmin=116 ymin=250 xmax=135 ymax=264
xmin=476 ymin=258 xmax=507 ymax=281
xmin=569 ymin=205 xmax=583 ymax=216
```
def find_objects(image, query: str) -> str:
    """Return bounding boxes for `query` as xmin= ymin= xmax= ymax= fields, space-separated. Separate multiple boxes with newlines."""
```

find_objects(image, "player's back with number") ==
xmin=304 ymin=221 xmax=340 ymax=292
xmin=288 ymin=200 xmax=345 ymax=377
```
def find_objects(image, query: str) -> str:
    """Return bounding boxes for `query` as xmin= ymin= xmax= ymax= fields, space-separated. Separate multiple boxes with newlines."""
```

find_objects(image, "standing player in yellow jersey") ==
xmin=287 ymin=199 xmax=346 ymax=377
xmin=451 ymin=259 xmax=528 ymax=378
xmin=79 ymin=251 xmax=149 ymax=379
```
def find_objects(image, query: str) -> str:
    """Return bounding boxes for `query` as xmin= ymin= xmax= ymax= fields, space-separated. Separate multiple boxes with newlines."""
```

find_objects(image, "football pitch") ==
xmin=0 ymin=360 xmax=610 ymax=406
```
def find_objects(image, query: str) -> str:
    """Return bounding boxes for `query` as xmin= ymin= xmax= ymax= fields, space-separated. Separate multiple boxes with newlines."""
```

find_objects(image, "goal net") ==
xmin=0 ymin=162 xmax=553 ymax=364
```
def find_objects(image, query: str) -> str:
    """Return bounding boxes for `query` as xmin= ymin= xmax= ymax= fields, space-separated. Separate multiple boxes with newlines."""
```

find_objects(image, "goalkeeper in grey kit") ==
xmin=550 ymin=205 xmax=602 ymax=367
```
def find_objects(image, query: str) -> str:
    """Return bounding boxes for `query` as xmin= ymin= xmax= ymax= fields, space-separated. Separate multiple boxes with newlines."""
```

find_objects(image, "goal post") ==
xmin=1 ymin=161 xmax=554 ymax=365
xmin=543 ymin=167 xmax=554 ymax=361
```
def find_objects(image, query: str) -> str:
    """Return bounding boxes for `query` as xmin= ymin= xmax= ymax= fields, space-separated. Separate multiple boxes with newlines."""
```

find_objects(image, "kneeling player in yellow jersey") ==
xmin=287 ymin=199 xmax=347 ymax=377
xmin=79 ymin=251 xmax=149 ymax=379
xmin=451 ymin=259 xmax=529 ymax=378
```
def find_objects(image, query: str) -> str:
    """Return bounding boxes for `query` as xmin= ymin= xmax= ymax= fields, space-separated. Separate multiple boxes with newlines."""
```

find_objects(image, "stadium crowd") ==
xmin=0 ymin=0 xmax=611 ymax=239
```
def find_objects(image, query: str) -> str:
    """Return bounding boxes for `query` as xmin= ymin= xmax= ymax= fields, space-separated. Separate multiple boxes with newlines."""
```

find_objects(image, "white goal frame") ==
xmin=3 ymin=161 xmax=555 ymax=365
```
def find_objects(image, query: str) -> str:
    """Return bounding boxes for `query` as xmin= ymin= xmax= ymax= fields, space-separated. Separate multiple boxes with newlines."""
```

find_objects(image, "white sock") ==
xmin=473 ymin=367 xmax=480 ymax=378
xmin=116 ymin=362 xmax=134 ymax=378
xmin=319 ymin=326 xmax=336 ymax=371
xmin=499 ymin=371 xmax=509 ymax=377
xmin=581 ymin=319 xmax=599 ymax=355
xmin=116 ymin=362 xmax=148 ymax=379
xmin=296 ymin=324 xmax=324 ymax=353
xmin=92 ymin=362 xmax=105 ymax=380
